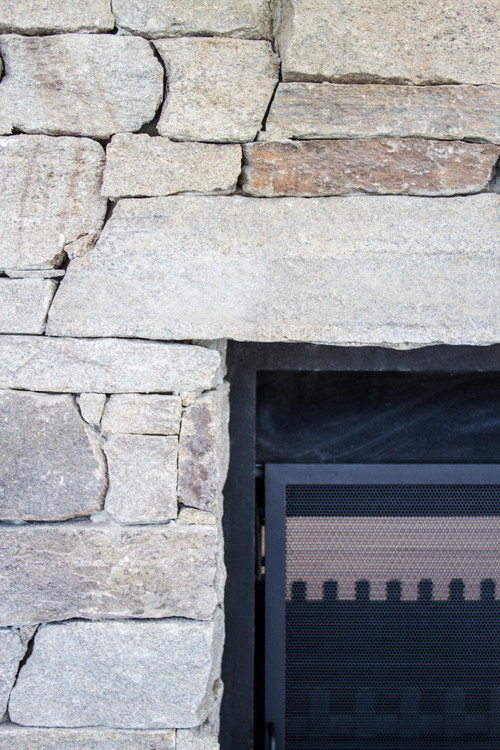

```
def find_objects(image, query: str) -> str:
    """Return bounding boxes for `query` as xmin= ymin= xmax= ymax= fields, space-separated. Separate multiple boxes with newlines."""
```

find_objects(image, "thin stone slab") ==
xmin=10 ymin=614 xmax=224 ymax=728
xmin=0 ymin=279 xmax=56 ymax=333
xmin=0 ymin=0 xmax=114 ymax=33
xmin=102 ymin=394 xmax=182 ymax=434
xmin=0 ymin=135 xmax=106 ymax=270
xmin=0 ymin=337 xmax=221 ymax=392
xmin=0 ymin=629 xmax=27 ymax=717
xmin=264 ymin=83 xmax=500 ymax=144
xmin=102 ymin=135 xmax=242 ymax=198
xmin=104 ymin=434 xmax=178 ymax=523
xmin=0 ymin=522 xmax=220 ymax=624
xmin=155 ymin=38 xmax=278 ymax=142
xmin=113 ymin=0 xmax=272 ymax=39
xmin=0 ymin=34 xmax=163 ymax=138
xmin=0 ymin=390 xmax=106 ymax=522
xmin=278 ymin=0 xmax=500 ymax=84
xmin=0 ymin=725 xmax=175 ymax=750
xmin=242 ymin=139 xmax=500 ymax=196
xmin=47 ymin=194 xmax=500 ymax=347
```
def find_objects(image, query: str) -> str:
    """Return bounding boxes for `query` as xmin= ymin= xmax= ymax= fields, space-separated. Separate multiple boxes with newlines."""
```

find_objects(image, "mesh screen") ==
xmin=284 ymin=484 xmax=500 ymax=749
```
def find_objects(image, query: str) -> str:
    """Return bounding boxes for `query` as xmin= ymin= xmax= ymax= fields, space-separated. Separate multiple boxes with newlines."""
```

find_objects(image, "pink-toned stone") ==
xmin=242 ymin=139 xmax=500 ymax=196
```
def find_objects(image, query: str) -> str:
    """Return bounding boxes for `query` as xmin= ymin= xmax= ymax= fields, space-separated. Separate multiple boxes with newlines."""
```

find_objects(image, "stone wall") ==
xmin=0 ymin=0 xmax=498 ymax=747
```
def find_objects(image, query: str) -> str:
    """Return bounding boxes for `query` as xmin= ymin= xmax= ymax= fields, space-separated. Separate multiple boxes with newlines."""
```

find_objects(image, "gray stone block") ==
xmin=102 ymin=394 xmax=182 ymax=435
xmin=0 ymin=629 xmax=27 ymax=717
xmin=0 ymin=725 xmax=175 ymax=749
xmin=0 ymin=279 xmax=56 ymax=333
xmin=77 ymin=393 xmax=107 ymax=427
xmin=0 ymin=0 xmax=114 ymax=33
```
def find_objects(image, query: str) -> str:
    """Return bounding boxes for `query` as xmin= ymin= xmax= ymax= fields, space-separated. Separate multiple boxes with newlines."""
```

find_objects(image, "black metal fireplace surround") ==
xmin=220 ymin=343 xmax=500 ymax=750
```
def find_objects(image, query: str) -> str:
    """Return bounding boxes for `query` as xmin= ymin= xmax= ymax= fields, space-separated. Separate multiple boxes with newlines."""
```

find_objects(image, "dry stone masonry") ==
xmin=0 ymin=0 xmax=498 ymax=747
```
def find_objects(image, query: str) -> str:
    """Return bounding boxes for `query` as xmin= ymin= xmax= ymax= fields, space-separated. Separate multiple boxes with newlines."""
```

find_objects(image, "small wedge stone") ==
xmin=0 ymin=629 xmax=27 ymax=717
xmin=77 ymin=393 xmax=106 ymax=426
xmin=0 ymin=726 xmax=175 ymax=750
xmin=0 ymin=279 xmax=56 ymax=333
xmin=0 ymin=0 xmax=114 ymax=34
xmin=102 ymin=394 xmax=182 ymax=435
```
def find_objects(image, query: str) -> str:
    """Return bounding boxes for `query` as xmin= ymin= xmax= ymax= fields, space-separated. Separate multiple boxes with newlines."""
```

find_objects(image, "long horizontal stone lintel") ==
xmin=47 ymin=194 xmax=500 ymax=347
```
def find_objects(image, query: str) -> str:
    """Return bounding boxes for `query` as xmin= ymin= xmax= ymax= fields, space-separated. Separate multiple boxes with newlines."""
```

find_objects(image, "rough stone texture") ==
xmin=242 ymin=139 xmax=500 ymax=197
xmin=0 ymin=0 xmax=114 ymax=34
xmin=0 ymin=34 xmax=164 ymax=138
xmin=178 ymin=387 xmax=230 ymax=514
xmin=77 ymin=393 xmax=106 ymax=427
xmin=155 ymin=38 xmax=278 ymax=142
xmin=113 ymin=0 xmax=272 ymax=39
xmin=46 ymin=194 xmax=500 ymax=347
xmin=104 ymin=434 xmax=178 ymax=523
xmin=263 ymin=83 xmax=500 ymax=144
xmin=178 ymin=508 xmax=217 ymax=525
xmin=0 ymin=390 xmax=106 ymax=522
xmin=0 ymin=135 xmax=106 ymax=270
xmin=278 ymin=0 xmax=500 ymax=84
xmin=10 ymin=614 xmax=224 ymax=728
xmin=102 ymin=394 xmax=182 ymax=435
xmin=2 ymin=269 xmax=65 ymax=279
xmin=0 ymin=337 xmax=222 ymax=393
xmin=0 ymin=725 xmax=175 ymax=750
xmin=177 ymin=727 xmax=219 ymax=750
xmin=0 ymin=522 xmax=220 ymax=624
xmin=0 ymin=279 xmax=56 ymax=333
xmin=0 ymin=629 xmax=27 ymax=718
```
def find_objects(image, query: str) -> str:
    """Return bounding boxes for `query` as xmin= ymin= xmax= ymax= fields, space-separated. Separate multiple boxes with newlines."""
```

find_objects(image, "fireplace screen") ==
xmin=265 ymin=464 xmax=500 ymax=750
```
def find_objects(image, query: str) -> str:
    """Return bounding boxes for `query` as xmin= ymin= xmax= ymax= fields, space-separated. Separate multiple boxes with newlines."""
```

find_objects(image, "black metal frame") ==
xmin=220 ymin=342 xmax=500 ymax=750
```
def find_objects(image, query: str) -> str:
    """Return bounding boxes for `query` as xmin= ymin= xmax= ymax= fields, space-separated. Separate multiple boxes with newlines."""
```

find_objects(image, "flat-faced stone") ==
xmin=264 ymin=83 xmax=500 ymax=144
xmin=0 ymin=337 xmax=221 ymax=392
xmin=0 ymin=629 xmax=27 ymax=717
xmin=77 ymin=393 xmax=106 ymax=427
xmin=155 ymin=38 xmax=278 ymax=142
xmin=102 ymin=394 xmax=182 ymax=435
xmin=10 ymin=614 xmax=224 ymax=728
xmin=0 ymin=34 xmax=163 ymax=138
xmin=0 ymin=279 xmax=56 ymax=333
xmin=278 ymin=0 xmax=500 ymax=84
xmin=0 ymin=0 xmax=114 ymax=33
xmin=46 ymin=194 xmax=500 ymax=347
xmin=177 ymin=727 xmax=219 ymax=750
xmin=0 ymin=135 xmax=106 ymax=270
xmin=104 ymin=434 xmax=178 ymax=523
xmin=0 ymin=725 xmax=175 ymax=750
xmin=113 ymin=0 xmax=272 ymax=39
xmin=102 ymin=135 xmax=242 ymax=198
xmin=242 ymin=139 xmax=500 ymax=196
xmin=0 ymin=522 xmax=220 ymax=624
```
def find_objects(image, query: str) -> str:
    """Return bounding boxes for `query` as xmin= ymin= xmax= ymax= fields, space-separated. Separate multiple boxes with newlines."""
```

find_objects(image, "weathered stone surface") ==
xmin=178 ymin=508 xmax=216 ymax=525
xmin=0 ymin=337 xmax=221 ymax=393
xmin=0 ymin=390 xmax=106 ymax=522
xmin=0 ymin=0 xmax=114 ymax=34
xmin=113 ymin=0 xmax=272 ymax=39
xmin=0 ymin=35 xmax=163 ymax=138
xmin=278 ymin=0 xmax=500 ymax=84
xmin=0 ymin=725 xmax=175 ymax=750
xmin=10 ymin=614 xmax=224 ymax=728
xmin=0 ymin=279 xmax=56 ymax=333
xmin=77 ymin=393 xmax=106 ymax=427
xmin=2 ymin=269 xmax=65 ymax=278
xmin=242 ymin=139 xmax=500 ymax=196
xmin=104 ymin=434 xmax=178 ymax=523
xmin=0 ymin=629 xmax=26 ymax=717
xmin=46 ymin=194 xmax=500 ymax=346
xmin=0 ymin=522 xmax=220 ymax=624
xmin=177 ymin=727 xmax=219 ymax=750
xmin=0 ymin=135 xmax=106 ymax=270
xmin=178 ymin=387 xmax=229 ymax=514
xmin=155 ymin=38 xmax=278 ymax=142
xmin=103 ymin=135 xmax=241 ymax=198
xmin=263 ymin=83 xmax=500 ymax=144
xmin=102 ymin=394 xmax=182 ymax=435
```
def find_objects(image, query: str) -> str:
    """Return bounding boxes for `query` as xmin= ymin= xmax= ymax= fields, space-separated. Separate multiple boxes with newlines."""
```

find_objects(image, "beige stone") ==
xmin=0 ymin=0 xmax=114 ymax=33
xmin=102 ymin=135 xmax=242 ymax=198
xmin=0 ymin=135 xmax=106 ymax=270
xmin=77 ymin=393 xmax=106 ymax=427
xmin=10 ymin=614 xmax=224 ymax=728
xmin=278 ymin=0 xmax=500 ymax=84
xmin=0 ymin=522 xmax=220 ymax=624
xmin=0 ymin=337 xmax=222 ymax=393
xmin=46 ymin=194 xmax=500 ymax=347
xmin=113 ymin=0 xmax=272 ymax=39
xmin=178 ymin=508 xmax=216 ymax=525
xmin=242 ymin=139 xmax=500 ymax=196
xmin=0 ymin=629 xmax=27 ymax=717
xmin=155 ymin=38 xmax=278 ymax=142
xmin=177 ymin=726 xmax=219 ymax=750
xmin=0 ymin=725 xmax=175 ymax=750
xmin=0 ymin=390 xmax=106 ymax=522
xmin=0 ymin=279 xmax=56 ymax=333
xmin=0 ymin=34 xmax=163 ymax=138
xmin=102 ymin=394 xmax=182 ymax=435
xmin=104 ymin=434 xmax=178 ymax=523
xmin=264 ymin=83 xmax=500 ymax=144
